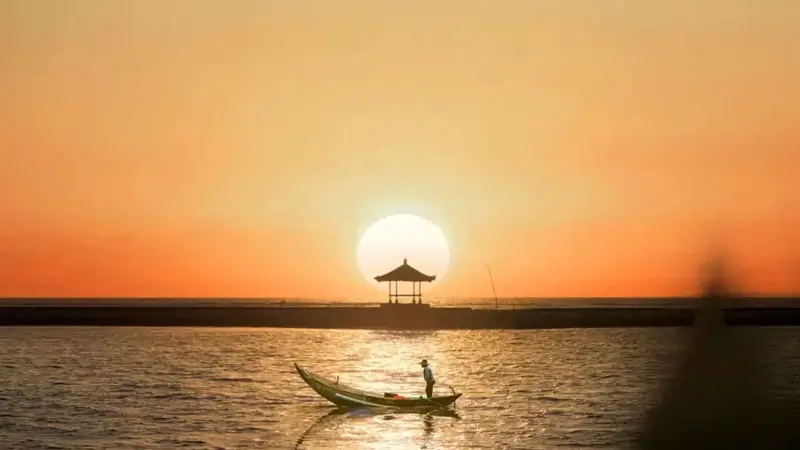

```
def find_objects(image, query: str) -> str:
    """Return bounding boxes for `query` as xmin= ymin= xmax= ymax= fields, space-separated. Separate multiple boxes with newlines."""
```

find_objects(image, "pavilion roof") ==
xmin=374 ymin=259 xmax=436 ymax=282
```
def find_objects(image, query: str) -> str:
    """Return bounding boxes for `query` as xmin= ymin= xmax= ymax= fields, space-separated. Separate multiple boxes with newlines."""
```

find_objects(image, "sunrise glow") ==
xmin=0 ymin=2 xmax=797 ymax=299
xmin=357 ymin=214 xmax=450 ymax=289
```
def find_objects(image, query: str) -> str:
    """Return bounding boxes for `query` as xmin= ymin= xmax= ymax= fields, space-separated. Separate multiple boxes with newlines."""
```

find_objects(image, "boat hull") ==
xmin=294 ymin=363 xmax=462 ymax=408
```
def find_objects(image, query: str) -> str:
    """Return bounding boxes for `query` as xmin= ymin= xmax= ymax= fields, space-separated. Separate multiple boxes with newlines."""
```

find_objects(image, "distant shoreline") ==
xmin=2 ymin=304 xmax=800 ymax=329
xmin=0 ymin=296 xmax=798 ymax=309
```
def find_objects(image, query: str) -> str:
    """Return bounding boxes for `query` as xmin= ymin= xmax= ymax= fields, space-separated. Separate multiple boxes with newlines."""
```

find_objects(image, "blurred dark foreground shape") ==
xmin=638 ymin=258 xmax=800 ymax=449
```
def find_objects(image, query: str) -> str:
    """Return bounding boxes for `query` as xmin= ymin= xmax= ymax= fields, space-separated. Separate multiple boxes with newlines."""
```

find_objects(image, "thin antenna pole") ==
xmin=487 ymin=264 xmax=499 ymax=309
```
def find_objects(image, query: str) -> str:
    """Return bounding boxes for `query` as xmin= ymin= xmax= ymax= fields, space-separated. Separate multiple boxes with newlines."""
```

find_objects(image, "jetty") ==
xmin=1 ymin=303 xmax=800 ymax=328
xmin=1 ymin=260 xmax=799 ymax=329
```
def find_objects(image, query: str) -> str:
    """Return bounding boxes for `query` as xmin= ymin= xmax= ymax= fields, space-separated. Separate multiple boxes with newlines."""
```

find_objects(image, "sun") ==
xmin=357 ymin=214 xmax=450 ymax=289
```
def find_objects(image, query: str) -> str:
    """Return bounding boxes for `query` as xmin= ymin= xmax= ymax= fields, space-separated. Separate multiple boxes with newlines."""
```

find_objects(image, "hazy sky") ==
xmin=1 ymin=1 xmax=798 ymax=298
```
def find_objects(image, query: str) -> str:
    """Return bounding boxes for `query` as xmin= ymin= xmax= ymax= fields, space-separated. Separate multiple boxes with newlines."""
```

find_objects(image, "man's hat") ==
xmin=420 ymin=359 xmax=428 ymax=366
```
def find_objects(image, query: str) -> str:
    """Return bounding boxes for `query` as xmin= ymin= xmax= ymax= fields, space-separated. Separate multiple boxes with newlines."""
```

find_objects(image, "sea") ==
xmin=2 ymin=325 xmax=800 ymax=449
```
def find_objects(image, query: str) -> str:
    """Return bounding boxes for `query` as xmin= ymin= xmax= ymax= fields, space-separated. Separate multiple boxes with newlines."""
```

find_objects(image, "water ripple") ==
xmin=1 ymin=327 xmax=799 ymax=449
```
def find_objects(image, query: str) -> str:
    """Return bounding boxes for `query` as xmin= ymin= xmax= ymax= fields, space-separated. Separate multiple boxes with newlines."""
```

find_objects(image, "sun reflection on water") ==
xmin=292 ymin=330 xmax=463 ymax=449
xmin=300 ymin=330 xmax=453 ymax=398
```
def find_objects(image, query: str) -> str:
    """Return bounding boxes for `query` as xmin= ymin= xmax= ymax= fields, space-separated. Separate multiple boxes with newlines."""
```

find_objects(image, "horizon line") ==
xmin=1 ymin=295 xmax=798 ymax=301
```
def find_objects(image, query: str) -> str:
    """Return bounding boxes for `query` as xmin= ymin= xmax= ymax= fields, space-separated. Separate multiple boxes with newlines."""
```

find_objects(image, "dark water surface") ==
xmin=1 ymin=327 xmax=799 ymax=449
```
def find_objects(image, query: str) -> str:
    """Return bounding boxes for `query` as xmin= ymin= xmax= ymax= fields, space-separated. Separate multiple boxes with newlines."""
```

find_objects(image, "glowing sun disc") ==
xmin=357 ymin=214 xmax=450 ymax=289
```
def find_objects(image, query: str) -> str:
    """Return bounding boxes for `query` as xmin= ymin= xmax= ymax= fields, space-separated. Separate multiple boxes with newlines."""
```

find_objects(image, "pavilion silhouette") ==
xmin=375 ymin=258 xmax=436 ymax=306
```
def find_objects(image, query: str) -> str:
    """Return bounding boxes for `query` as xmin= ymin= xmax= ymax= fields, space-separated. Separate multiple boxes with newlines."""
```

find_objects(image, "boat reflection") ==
xmin=294 ymin=407 xmax=461 ymax=450
xmin=423 ymin=413 xmax=435 ymax=441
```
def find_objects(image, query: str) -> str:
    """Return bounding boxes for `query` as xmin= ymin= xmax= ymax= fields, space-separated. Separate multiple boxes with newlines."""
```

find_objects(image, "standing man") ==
xmin=421 ymin=359 xmax=435 ymax=398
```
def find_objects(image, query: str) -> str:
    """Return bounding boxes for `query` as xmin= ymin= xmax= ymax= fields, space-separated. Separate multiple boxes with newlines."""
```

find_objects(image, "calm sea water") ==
xmin=1 ymin=327 xmax=799 ymax=449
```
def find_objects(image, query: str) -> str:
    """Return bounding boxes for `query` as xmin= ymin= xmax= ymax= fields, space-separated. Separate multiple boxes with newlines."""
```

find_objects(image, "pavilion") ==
xmin=374 ymin=258 xmax=436 ymax=305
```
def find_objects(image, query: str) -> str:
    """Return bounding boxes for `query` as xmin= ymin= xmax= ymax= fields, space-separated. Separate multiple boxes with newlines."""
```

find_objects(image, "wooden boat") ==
xmin=294 ymin=363 xmax=462 ymax=408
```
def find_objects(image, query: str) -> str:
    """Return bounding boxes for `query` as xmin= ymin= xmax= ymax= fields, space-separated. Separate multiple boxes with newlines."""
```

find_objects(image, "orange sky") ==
xmin=1 ymin=1 xmax=798 ymax=299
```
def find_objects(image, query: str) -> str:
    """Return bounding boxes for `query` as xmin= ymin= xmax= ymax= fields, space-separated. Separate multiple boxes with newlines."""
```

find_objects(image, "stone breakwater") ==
xmin=2 ymin=304 xmax=800 ymax=329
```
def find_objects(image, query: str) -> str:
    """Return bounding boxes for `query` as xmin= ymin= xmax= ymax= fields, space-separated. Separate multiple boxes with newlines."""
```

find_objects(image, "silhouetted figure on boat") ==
xmin=421 ymin=359 xmax=435 ymax=398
